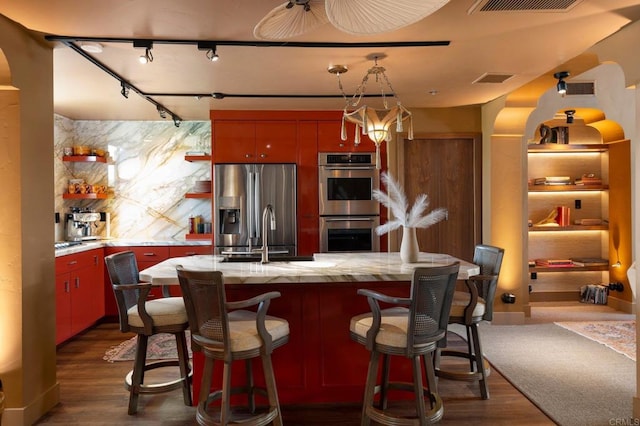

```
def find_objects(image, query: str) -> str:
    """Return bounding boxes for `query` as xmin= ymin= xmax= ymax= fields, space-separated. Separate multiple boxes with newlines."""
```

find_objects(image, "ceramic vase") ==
xmin=400 ymin=226 xmax=419 ymax=263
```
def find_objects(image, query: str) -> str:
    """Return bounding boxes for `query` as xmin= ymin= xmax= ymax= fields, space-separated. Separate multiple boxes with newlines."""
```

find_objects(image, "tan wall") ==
xmin=0 ymin=14 xmax=58 ymax=425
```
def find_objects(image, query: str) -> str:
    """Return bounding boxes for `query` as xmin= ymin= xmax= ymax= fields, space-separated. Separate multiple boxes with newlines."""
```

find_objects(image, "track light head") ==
xmin=120 ymin=81 xmax=130 ymax=99
xmin=134 ymin=40 xmax=153 ymax=64
xmin=554 ymin=71 xmax=569 ymax=95
xmin=198 ymin=42 xmax=220 ymax=62
xmin=157 ymin=105 xmax=167 ymax=119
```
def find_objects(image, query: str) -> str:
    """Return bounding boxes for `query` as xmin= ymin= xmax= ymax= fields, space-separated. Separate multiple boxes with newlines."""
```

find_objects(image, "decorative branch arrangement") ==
xmin=372 ymin=172 xmax=447 ymax=235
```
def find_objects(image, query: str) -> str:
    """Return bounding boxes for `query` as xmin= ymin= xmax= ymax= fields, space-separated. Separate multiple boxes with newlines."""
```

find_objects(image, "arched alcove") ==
xmin=489 ymin=59 xmax=634 ymax=324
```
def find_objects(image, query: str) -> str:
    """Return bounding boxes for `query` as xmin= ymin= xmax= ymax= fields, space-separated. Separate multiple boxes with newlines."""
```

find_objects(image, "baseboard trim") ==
xmin=3 ymin=382 xmax=59 ymax=425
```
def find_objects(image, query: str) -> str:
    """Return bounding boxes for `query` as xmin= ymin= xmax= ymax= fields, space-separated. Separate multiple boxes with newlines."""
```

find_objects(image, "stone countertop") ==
xmin=138 ymin=252 xmax=479 ymax=285
xmin=54 ymin=239 xmax=211 ymax=257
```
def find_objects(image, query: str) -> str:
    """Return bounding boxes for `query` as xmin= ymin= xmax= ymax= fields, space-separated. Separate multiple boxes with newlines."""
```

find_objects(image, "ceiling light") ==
xmin=133 ymin=40 xmax=153 ymax=64
xmin=206 ymin=48 xmax=219 ymax=62
xmin=120 ymin=81 xmax=130 ymax=99
xmin=157 ymin=105 xmax=166 ymax=119
xmin=554 ymin=71 xmax=569 ymax=95
xmin=79 ymin=42 xmax=103 ymax=53
xmin=197 ymin=42 xmax=220 ymax=62
xmin=330 ymin=57 xmax=413 ymax=169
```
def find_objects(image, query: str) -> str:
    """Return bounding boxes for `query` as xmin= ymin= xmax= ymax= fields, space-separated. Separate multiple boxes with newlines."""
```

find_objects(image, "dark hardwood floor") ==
xmin=35 ymin=322 xmax=554 ymax=425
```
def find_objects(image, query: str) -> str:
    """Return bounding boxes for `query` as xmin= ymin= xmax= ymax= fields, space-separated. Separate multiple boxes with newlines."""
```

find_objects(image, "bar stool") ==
xmin=434 ymin=244 xmax=505 ymax=399
xmin=176 ymin=266 xmax=290 ymax=426
xmin=350 ymin=263 xmax=460 ymax=425
xmin=104 ymin=251 xmax=192 ymax=415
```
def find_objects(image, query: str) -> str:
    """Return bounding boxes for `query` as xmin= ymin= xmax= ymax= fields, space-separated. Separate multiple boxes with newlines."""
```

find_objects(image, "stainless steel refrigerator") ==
xmin=214 ymin=163 xmax=297 ymax=256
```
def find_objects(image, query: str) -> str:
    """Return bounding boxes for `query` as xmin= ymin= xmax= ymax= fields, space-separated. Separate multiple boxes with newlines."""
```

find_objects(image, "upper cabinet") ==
xmin=317 ymin=120 xmax=373 ymax=153
xmin=213 ymin=120 xmax=297 ymax=163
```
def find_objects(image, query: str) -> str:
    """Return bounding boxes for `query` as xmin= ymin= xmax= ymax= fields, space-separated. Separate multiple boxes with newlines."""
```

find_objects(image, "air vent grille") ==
xmin=469 ymin=0 xmax=583 ymax=13
xmin=566 ymin=81 xmax=595 ymax=95
xmin=472 ymin=73 xmax=514 ymax=84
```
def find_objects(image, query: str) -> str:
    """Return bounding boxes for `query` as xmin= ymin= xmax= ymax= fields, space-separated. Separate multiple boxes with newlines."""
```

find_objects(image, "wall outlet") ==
xmin=575 ymin=199 xmax=582 ymax=209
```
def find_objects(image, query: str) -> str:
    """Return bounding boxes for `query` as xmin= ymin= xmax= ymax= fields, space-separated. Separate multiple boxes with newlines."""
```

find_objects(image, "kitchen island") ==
xmin=139 ymin=252 xmax=479 ymax=405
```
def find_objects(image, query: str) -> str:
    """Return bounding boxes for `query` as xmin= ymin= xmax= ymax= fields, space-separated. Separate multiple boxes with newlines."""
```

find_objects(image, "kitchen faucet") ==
xmin=258 ymin=204 xmax=276 ymax=264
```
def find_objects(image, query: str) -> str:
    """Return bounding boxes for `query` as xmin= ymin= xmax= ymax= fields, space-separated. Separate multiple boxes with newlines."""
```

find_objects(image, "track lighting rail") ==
xmin=46 ymin=35 xmax=450 ymax=124
xmin=45 ymin=35 xmax=450 ymax=49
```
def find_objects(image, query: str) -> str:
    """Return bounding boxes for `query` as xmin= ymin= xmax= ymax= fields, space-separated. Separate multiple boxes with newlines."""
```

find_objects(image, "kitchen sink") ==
xmin=222 ymin=255 xmax=315 ymax=263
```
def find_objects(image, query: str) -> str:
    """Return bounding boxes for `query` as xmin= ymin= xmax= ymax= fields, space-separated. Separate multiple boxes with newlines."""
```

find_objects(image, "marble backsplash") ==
xmin=54 ymin=114 xmax=212 ymax=242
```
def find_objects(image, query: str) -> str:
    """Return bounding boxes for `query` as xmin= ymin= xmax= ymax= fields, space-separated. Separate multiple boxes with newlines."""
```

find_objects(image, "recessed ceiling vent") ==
xmin=468 ymin=0 xmax=584 ymax=13
xmin=566 ymin=81 xmax=595 ymax=96
xmin=472 ymin=73 xmax=514 ymax=84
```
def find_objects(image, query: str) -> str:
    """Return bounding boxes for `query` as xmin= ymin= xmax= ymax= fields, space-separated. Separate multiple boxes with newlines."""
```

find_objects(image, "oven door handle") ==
xmin=323 ymin=217 xmax=376 ymax=222
xmin=322 ymin=166 xmax=376 ymax=171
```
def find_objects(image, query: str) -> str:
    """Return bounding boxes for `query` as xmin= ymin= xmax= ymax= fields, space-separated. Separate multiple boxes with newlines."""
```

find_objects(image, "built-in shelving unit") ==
xmin=526 ymin=109 xmax=632 ymax=308
xmin=62 ymin=155 xmax=111 ymax=200
xmin=184 ymin=154 xmax=212 ymax=241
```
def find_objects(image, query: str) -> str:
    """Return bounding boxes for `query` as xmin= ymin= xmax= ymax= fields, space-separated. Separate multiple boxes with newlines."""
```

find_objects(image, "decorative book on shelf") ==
xmin=533 ymin=176 xmax=572 ymax=185
xmin=570 ymin=258 xmax=609 ymax=267
xmin=574 ymin=173 xmax=602 ymax=186
xmin=534 ymin=259 xmax=574 ymax=267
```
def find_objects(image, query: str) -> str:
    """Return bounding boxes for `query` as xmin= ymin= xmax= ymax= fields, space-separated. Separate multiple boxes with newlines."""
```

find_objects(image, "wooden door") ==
xmin=401 ymin=134 xmax=481 ymax=262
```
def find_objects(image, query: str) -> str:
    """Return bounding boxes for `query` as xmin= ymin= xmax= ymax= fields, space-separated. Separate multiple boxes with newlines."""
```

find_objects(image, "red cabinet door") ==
xmin=169 ymin=245 xmax=213 ymax=257
xmin=213 ymin=121 xmax=256 ymax=163
xmin=55 ymin=273 xmax=72 ymax=345
xmin=70 ymin=265 xmax=96 ymax=335
xmin=255 ymin=121 xmax=297 ymax=163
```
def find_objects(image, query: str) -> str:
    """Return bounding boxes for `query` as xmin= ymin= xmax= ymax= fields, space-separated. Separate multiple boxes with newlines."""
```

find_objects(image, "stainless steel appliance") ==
xmin=65 ymin=207 xmax=110 ymax=241
xmin=319 ymin=216 xmax=380 ymax=252
xmin=318 ymin=152 xmax=380 ymax=216
xmin=214 ymin=163 xmax=296 ymax=256
xmin=318 ymin=152 xmax=380 ymax=253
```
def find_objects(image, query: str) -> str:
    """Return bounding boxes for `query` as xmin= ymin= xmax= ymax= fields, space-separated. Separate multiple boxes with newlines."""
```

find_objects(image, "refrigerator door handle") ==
xmin=248 ymin=171 xmax=255 ymax=238
xmin=254 ymin=171 xmax=261 ymax=236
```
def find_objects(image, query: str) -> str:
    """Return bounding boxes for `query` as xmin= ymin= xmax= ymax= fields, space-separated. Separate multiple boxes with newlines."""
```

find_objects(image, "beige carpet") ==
xmin=450 ymin=322 xmax=636 ymax=426
xmin=555 ymin=320 xmax=636 ymax=361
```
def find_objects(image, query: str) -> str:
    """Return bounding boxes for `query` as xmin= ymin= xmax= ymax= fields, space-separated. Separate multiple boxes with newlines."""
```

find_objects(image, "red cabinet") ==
xmin=213 ymin=120 xmax=297 ymax=163
xmin=55 ymin=249 xmax=104 ymax=344
xmin=169 ymin=245 xmax=213 ymax=257
xmin=317 ymin=120 xmax=373 ymax=152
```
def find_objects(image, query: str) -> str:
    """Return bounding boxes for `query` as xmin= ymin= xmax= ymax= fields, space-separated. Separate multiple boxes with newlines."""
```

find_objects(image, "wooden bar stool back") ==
xmin=176 ymin=266 xmax=290 ymax=426
xmin=350 ymin=263 xmax=460 ymax=425
xmin=434 ymin=244 xmax=505 ymax=399
xmin=104 ymin=251 xmax=192 ymax=415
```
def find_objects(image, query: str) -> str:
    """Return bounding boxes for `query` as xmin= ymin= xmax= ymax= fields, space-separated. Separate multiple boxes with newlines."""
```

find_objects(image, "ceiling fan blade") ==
xmin=254 ymin=0 xmax=329 ymax=40
xmin=325 ymin=0 xmax=450 ymax=35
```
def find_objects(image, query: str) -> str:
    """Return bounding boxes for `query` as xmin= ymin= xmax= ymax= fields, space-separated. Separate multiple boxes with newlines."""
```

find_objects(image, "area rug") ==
xmin=103 ymin=332 xmax=192 ymax=363
xmin=448 ymin=322 xmax=635 ymax=426
xmin=555 ymin=320 xmax=636 ymax=361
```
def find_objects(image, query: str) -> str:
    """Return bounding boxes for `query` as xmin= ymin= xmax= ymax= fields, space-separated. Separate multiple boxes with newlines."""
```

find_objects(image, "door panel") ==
xmin=402 ymin=135 xmax=481 ymax=261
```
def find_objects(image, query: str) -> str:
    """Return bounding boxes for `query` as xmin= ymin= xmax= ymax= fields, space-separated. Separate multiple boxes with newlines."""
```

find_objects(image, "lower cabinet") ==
xmin=55 ymin=249 xmax=104 ymax=344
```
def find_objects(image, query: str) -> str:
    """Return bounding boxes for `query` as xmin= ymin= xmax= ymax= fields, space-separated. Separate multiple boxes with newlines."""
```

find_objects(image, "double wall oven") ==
xmin=318 ymin=152 xmax=380 ymax=252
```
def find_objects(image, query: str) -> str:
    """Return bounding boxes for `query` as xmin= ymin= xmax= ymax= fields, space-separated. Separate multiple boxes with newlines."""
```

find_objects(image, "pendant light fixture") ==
xmin=329 ymin=57 xmax=413 ymax=169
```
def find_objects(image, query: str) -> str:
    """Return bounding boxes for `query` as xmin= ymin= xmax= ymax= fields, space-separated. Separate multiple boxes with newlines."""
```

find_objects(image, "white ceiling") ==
xmin=2 ymin=0 xmax=640 ymax=121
